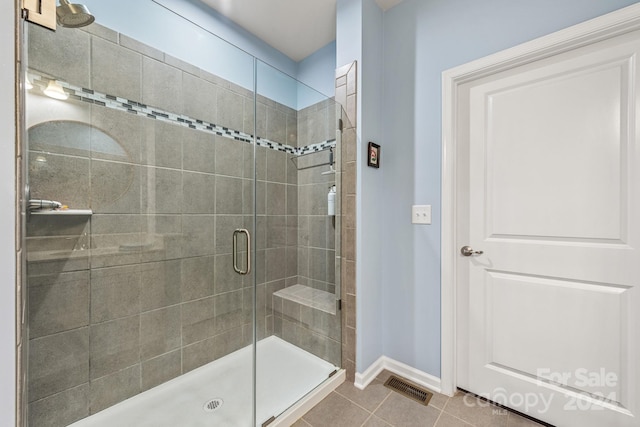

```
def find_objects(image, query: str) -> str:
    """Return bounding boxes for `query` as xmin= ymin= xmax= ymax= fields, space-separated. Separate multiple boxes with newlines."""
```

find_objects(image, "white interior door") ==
xmin=456 ymin=29 xmax=640 ymax=427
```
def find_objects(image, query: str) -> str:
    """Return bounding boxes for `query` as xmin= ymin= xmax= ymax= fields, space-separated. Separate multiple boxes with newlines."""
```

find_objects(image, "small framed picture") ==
xmin=367 ymin=142 xmax=380 ymax=168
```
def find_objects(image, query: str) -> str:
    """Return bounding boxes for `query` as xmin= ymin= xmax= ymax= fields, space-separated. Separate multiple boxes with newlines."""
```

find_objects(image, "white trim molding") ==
xmin=441 ymin=2 xmax=640 ymax=399
xmin=354 ymin=356 xmax=442 ymax=393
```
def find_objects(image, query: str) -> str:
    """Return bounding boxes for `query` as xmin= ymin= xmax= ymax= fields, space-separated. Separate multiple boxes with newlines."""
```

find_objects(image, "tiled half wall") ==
xmin=335 ymin=61 xmax=358 ymax=382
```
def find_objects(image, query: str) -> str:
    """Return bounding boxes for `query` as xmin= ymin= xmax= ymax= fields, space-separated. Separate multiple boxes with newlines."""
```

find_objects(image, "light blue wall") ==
xmin=297 ymin=41 xmax=337 ymax=101
xmin=82 ymin=0 xmax=336 ymax=110
xmin=380 ymin=0 xmax=640 ymax=377
xmin=83 ymin=0 xmax=255 ymax=94
xmin=296 ymin=81 xmax=332 ymax=111
xmin=337 ymin=0 xmax=363 ymax=69
xmin=379 ymin=1 xmax=418 ymax=376
xmin=336 ymin=0 xmax=386 ymax=372
xmin=256 ymin=60 xmax=299 ymax=110
xmin=296 ymin=41 xmax=336 ymax=110
xmin=358 ymin=0 xmax=385 ymax=372
xmin=153 ymin=0 xmax=298 ymax=77
xmin=297 ymin=41 xmax=336 ymax=109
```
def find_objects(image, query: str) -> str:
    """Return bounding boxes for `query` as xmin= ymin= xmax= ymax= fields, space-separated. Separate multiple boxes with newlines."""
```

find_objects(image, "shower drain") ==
xmin=203 ymin=398 xmax=224 ymax=413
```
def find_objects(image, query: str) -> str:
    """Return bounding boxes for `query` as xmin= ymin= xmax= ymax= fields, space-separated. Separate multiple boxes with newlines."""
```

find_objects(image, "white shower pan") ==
xmin=70 ymin=336 xmax=339 ymax=427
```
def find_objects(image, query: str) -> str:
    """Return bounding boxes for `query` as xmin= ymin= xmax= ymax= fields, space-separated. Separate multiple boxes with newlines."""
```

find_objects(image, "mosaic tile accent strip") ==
xmin=298 ymin=140 xmax=338 ymax=155
xmin=30 ymin=73 xmax=336 ymax=156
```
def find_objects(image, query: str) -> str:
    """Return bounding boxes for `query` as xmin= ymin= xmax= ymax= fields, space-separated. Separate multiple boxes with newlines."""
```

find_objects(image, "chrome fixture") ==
xmin=460 ymin=246 xmax=483 ymax=256
xmin=56 ymin=0 xmax=95 ymax=28
xmin=232 ymin=229 xmax=251 ymax=275
xmin=321 ymin=147 xmax=336 ymax=175
xmin=28 ymin=199 xmax=62 ymax=212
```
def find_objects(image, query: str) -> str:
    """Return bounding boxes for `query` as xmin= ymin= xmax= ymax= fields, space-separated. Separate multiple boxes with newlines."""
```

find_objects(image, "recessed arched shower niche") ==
xmin=22 ymin=6 xmax=352 ymax=425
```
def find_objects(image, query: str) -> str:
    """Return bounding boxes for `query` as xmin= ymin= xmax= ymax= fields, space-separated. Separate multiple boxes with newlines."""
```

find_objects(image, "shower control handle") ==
xmin=233 ymin=229 xmax=251 ymax=275
xmin=460 ymin=246 xmax=483 ymax=256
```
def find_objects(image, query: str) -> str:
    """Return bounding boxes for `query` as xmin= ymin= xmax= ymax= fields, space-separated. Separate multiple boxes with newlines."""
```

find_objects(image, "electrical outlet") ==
xmin=412 ymin=205 xmax=431 ymax=225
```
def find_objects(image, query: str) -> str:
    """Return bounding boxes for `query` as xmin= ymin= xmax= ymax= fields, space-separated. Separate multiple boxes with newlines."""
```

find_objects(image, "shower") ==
xmin=22 ymin=6 xmax=345 ymax=426
xmin=56 ymin=0 xmax=94 ymax=28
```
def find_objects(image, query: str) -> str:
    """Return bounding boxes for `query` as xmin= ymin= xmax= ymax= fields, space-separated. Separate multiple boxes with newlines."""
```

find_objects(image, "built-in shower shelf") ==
xmin=31 ymin=209 xmax=93 ymax=216
xmin=273 ymin=284 xmax=336 ymax=315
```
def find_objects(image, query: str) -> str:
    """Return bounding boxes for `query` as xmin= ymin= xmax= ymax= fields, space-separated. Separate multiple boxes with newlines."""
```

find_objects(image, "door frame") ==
xmin=440 ymin=3 xmax=640 ymax=397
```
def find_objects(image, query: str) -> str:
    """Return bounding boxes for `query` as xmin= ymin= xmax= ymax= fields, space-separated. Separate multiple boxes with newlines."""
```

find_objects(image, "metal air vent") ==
xmin=384 ymin=375 xmax=433 ymax=406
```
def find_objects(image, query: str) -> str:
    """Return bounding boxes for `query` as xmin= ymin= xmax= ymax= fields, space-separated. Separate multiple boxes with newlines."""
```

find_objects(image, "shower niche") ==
xmin=22 ymin=7 xmax=347 ymax=427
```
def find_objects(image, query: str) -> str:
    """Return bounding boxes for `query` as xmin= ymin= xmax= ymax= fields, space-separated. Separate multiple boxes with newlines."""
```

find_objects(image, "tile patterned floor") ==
xmin=293 ymin=371 xmax=546 ymax=427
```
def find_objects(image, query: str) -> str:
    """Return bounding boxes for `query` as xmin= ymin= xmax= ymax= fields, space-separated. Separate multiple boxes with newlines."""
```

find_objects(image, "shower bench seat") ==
xmin=273 ymin=284 xmax=336 ymax=315
xmin=272 ymin=285 xmax=341 ymax=366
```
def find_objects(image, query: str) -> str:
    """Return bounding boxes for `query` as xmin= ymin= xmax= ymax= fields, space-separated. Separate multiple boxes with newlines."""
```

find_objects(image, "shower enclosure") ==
xmin=21 ymin=2 xmax=346 ymax=425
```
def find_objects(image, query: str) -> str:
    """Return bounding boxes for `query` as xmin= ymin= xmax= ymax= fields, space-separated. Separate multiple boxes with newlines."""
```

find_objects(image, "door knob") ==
xmin=461 ymin=246 xmax=483 ymax=256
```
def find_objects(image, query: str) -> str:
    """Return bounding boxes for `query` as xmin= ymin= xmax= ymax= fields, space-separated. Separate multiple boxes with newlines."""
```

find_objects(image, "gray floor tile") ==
xmin=335 ymin=379 xmax=391 ymax=412
xmin=374 ymin=392 xmax=441 ymax=427
xmin=295 ymin=379 xmax=548 ymax=427
xmin=434 ymin=412 xmax=473 ymax=427
xmin=363 ymin=414 xmax=394 ymax=426
xmin=302 ymin=392 xmax=370 ymax=427
xmin=370 ymin=372 xmax=449 ymax=410
xmin=374 ymin=370 xmax=394 ymax=384
xmin=442 ymin=393 xmax=508 ymax=427
xmin=428 ymin=390 xmax=451 ymax=410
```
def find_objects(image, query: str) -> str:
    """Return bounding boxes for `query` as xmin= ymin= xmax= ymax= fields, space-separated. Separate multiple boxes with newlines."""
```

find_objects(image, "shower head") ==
xmin=56 ymin=0 xmax=95 ymax=28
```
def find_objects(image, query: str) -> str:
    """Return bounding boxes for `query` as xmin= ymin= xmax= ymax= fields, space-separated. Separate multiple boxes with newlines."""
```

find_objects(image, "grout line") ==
xmin=331 ymin=381 xmax=393 ymax=420
xmin=441 ymin=395 xmax=453 ymax=414
xmin=332 ymin=389 xmax=375 ymax=414
xmin=439 ymin=411 xmax=475 ymax=426
xmin=432 ymin=409 xmax=445 ymax=427
xmin=297 ymin=416 xmax=313 ymax=426
xmin=438 ymin=395 xmax=479 ymax=427
xmin=360 ymin=413 xmax=375 ymax=427
xmin=369 ymin=387 xmax=393 ymax=415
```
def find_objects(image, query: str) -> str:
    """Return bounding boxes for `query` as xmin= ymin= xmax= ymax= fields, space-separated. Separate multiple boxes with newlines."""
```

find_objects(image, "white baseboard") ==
xmin=270 ymin=369 xmax=345 ymax=427
xmin=353 ymin=356 xmax=386 ymax=389
xmin=354 ymin=356 xmax=442 ymax=394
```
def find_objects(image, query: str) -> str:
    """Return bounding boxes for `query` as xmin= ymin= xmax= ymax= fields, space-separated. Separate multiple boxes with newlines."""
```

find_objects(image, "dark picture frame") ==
xmin=367 ymin=142 xmax=380 ymax=168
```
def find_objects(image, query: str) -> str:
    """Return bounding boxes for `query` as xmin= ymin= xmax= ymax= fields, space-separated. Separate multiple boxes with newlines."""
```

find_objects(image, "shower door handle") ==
xmin=232 ymin=229 xmax=251 ymax=275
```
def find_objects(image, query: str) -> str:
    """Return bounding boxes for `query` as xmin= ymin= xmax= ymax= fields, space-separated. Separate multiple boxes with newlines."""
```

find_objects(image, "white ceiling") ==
xmin=199 ymin=0 xmax=404 ymax=62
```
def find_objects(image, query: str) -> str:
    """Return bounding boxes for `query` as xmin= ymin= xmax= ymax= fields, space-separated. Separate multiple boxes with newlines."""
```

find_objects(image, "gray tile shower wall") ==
xmin=271 ymin=99 xmax=341 ymax=367
xmin=25 ymin=22 xmax=308 ymax=426
xmin=296 ymin=100 xmax=337 ymax=294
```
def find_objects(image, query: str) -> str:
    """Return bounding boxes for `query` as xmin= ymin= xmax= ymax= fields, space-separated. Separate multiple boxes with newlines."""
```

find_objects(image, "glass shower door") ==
xmin=23 ymin=7 xmax=257 ymax=425
xmin=253 ymin=60 xmax=342 ymax=425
